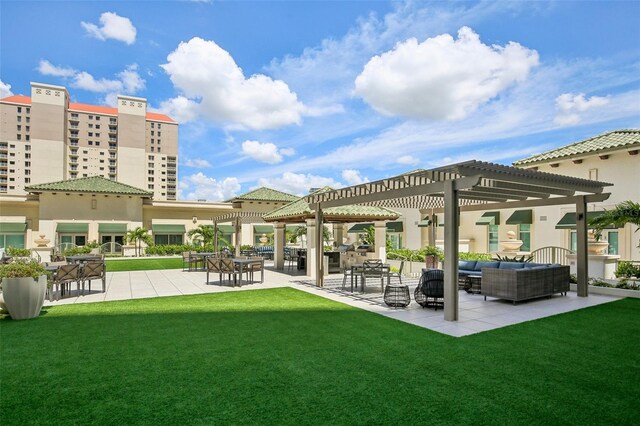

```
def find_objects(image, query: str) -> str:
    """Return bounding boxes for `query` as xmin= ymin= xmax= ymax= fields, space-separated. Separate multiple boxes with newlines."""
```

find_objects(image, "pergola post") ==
xmin=273 ymin=222 xmax=285 ymax=270
xmin=315 ymin=207 xmax=324 ymax=287
xmin=334 ymin=223 xmax=344 ymax=247
xmin=576 ymin=196 xmax=589 ymax=297
xmin=374 ymin=221 xmax=387 ymax=262
xmin=306 ymin=219 xmax=317 ymax=279
xmin=234 ymin=217 xmax=241 ymax=257
xmin=430 ymin=213 xmax=437 ymax=246
xmin=443 ymin=180 xmax=459 ymax=321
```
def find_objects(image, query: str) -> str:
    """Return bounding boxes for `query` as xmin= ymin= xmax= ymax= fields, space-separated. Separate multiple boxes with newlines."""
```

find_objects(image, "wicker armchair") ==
xmin=415 ymin=269 xmax=444 ymax=310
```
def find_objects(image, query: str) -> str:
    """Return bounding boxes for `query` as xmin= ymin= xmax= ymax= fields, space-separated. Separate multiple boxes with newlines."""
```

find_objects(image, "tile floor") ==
xmin=44 ymin=263 xmax=620 ymax=337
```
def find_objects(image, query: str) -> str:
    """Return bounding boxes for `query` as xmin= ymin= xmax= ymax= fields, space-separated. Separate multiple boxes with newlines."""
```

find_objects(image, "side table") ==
xmin=384 ymin=284 xmax=411 ymax=308
xmin=465 ymin=275 xmax=482 ymax=294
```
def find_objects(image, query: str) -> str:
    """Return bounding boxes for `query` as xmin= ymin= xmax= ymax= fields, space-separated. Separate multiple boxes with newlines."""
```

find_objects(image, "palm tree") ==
xmin=188 ymin=225 xmax=231 ymax=249
xmin=589 ymin=200 xmax=640 ymax=246
xmin=127 ymin=227 xmax=152 ymax=257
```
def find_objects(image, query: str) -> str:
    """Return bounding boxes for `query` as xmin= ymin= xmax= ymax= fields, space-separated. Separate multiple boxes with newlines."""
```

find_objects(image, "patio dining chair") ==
xmin=206 ymin=257 xmax=223 ymax=285
xmin=219 ymin=258 xmax=240 ymax=286
xmin=80 ymin=262 xmax=106 ymax=295
xmin=50 ymin=263 xmax=80 ymax=301
xmin=361 ymin=259 xmax=385 ymax=293
xmin=388 ymin=260 xmax=405 ymax=285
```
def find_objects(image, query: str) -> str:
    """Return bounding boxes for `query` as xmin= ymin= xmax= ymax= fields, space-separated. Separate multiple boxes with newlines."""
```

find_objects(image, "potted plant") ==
xmin=423 ymin=246 xmax=444 ymax=269
xmin=0 ymin=259 xmax=50 ymax=320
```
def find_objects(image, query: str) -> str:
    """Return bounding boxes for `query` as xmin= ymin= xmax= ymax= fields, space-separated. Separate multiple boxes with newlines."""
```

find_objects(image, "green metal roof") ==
xmin=0 ymin=223 xmax=27 ymax=233
xmin=513 ymin=129 xmax=640 ymax=166
xmin=152 ymin=224 xmax=186 ymax=234
xmin=263 ymin=187 xmax=399 ymax=222
xmin=230 ymin=187 xmax=299 ymax=203
xmin=475 ymin=212 xmax=500 ymax=226
xmin=348 ymin=221 xmax=404 ymax=233
xmin=98 ymin=223 xmax=127 ymax=233
xmin=213 ymin=224 xmax=235 ymax=233
xmin=417 ymin=219 xmax=432 ymax=227
xmin=506 ymin=210 xmax=533 ymax=225
xmin=254 ymin=225 xmax=274 ymax=234
xmin=26 ymin=176 xmax=152 ymax=197
xmin=56 ymin=223 xmax=89 ymax=233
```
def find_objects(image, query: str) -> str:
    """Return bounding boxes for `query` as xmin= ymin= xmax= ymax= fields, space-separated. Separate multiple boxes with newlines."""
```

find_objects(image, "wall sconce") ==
xmin=192 ymin=216 xmax=198 ymax=224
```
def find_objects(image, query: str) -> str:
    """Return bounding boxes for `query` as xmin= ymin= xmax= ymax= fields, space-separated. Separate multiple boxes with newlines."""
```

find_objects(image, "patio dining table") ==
xmin=189 ymin=252 xmax=218 ymax=271
xmin=66 ymin=255 xmax=102 ymax=264
xmin=349 ymin=263 xmax=391 ymax=293
xmin=234 ymin=258 xmax=265 ymax=285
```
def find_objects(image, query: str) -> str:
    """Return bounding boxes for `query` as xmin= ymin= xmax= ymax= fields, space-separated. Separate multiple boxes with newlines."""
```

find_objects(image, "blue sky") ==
xmin=1 ymin=1 xmax=639 ymax=201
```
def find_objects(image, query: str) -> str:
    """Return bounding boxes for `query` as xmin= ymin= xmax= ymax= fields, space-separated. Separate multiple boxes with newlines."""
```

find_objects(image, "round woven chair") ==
xmin=415 ymin=269 xmax=444 ymax=310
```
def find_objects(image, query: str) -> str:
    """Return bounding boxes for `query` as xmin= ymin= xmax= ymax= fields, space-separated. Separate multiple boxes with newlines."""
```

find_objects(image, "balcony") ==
xmin=0 ymin=162 xmax=7 ymax=168
xmin=108 ymin=144 xmax=117 ymax=151
xmin=109 ymin=137 xmax=117 ymax=142
xmin=69 ymin=125 xmax=79 ymax=129
xmin=0 ymin=153 xmax=7 ymax=159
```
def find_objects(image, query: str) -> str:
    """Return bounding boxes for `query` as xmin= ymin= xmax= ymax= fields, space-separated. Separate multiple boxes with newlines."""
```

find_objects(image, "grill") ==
xmin=356 ymin=245 xmax=372 ymax=254
xmin=337 ymin=244 xmax=354 ymax=253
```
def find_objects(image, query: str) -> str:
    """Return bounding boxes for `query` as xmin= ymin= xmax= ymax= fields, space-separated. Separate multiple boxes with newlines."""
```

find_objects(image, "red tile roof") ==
xmin=1 ymin=95 xmax=31 ymax=105
xmin=1 ymin=95 xmax=176 ymax=123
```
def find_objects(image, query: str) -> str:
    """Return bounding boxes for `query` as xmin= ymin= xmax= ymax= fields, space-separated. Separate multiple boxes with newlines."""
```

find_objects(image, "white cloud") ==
xmin=184 ymin=158 xmax=212 ymax=168
xmin=242 ymin=141 xmax=282 ymax=164
xmin=354 ymin=27 xmax=539 ymax=120
xmin=0 ymin=80 xmax=13 ymax=98
xmin=255 ymin=172 xmax=343 ymax=196
xmin=160 ymin=37 xmax=304 ymax=130
xmin=81 ymin=12 xmax=137 ymax=45
xmin=158 ymin=96 xmax=199 ymax=123
xmin=341 ymin=169 xmax=369 ymax=186
xmin=554 ymin=93 xmax=610 ymax=125
xmin=37 ymin=61 xmax=145 ymax=96
xmin=279 ymin=147 xmax=296 ymax=157
xmin=37 ymin=60 xmax=76 ymax=77
xmin=397 ymin=155 xmax=419 ymax=166
xmin=179 ymin=172 xmax=241 ymax=201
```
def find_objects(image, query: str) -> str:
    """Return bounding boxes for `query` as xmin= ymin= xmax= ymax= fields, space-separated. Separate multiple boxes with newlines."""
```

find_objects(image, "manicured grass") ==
xmin=1 ymin=289 xmax=638 ymax=425
xmin=105 ymin=257 xmax=183 ymax=271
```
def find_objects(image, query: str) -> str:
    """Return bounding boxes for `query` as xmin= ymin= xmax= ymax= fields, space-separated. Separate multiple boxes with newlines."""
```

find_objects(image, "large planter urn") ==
xmin=1 ymin=275 xmax=47 ymax=320
xmin=500 ymin=231 xmax=523 ymax=252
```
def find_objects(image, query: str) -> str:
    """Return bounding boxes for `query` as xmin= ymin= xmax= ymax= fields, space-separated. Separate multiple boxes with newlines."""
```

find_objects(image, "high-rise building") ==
xmin=0 ymin=82 xmax=178 ymax=200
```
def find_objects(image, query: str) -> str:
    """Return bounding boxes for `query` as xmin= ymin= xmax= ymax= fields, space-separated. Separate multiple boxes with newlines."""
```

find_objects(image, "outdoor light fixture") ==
xmin=192 ymin=216 xmax=198 ymax=224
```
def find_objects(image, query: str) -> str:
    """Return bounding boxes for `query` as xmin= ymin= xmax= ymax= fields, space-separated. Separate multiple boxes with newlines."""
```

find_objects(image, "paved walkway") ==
xmin=45 ymin=265 xmax=620 ymax=337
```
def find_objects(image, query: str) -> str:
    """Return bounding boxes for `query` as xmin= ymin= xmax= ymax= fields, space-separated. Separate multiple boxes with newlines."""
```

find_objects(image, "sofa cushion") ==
xmin=474 ymin=261 xmax=500 ymax=271
xmin=458 ymin=260 xmax=477 ymax=271
xmin=524 ymin=262 xmax=545 ymax=268
xmin=458 ymin=269 xmax=477 ymax=276
xmin=498 ymin=262 xmax=526 ymax=270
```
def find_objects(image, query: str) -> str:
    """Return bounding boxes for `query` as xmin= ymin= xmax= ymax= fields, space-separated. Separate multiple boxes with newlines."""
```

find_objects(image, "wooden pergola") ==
xmin=305 ymin=160 xmax=612 ymax=321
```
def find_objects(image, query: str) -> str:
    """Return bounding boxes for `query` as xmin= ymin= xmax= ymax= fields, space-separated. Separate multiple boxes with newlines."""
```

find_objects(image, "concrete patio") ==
xmin=44 ymin=263 xmax=620 ymax=337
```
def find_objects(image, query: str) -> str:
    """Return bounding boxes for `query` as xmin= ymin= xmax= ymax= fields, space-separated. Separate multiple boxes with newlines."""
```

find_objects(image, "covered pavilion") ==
xmin=263 ymin=187 xmax=400 ymax=273
xmin=304 ymin=160 xmax=612 ymax=321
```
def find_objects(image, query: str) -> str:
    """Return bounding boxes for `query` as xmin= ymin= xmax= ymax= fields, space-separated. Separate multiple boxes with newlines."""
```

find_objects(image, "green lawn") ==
xmin=1 ymin=288 xmax=638 ymax=425
xmin=105 ymin=257 xmax=183 ymax=271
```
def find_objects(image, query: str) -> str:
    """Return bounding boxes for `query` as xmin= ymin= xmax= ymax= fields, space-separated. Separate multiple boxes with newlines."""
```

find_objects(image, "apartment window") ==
xmin=26 ymin=108 xmax=30 ymax=114
xmin=17 ymin=125 xmax=21 ymax=131
xmin=17 ymin=107 xmax=22 ymax=113
xmin=71 ymin=113 xmax=78 ymax=119
xmin=151 ymin=123 xmax=155 ymax=128
xmin=26 ymin=117 xmax=30 ymax=123
xmin=95 ymin=141 xmax=100 ymax=146
xmin=83 ymin=150 xmax=88 ymax=154
xmin=88 ymin=132 xmax=93 ymax=137
xmin=148 ymin=155 xmax=154 ymax=160
xmin=95 ymin=133 xmax=100 ymax=137
xmin=25 ymin=169 xmax=30 ymax=175
xmin=158 ymin=132 xmax=161 ymax=137
xmin=96 ymin=116 xmax=100 ymax=121
xmin=17 ymin=134 xmax=21 ymax=141
xmin=158 ymin=147 xmax=161 ymax=153
xmin=9 ymin=177 xmax=14 ymax=182
xmin=518 ymin=224 xmax=531 ymax=252
xmin=83 ymin=174 xmax=87 ymax=177
xmin=100 ymin=167 xmax=104 ymax=171
xmin=25 ymin=126 xmax=30 ymax=132
xmin=100 ymin=152 xmax=104 ymax=155
xmin=9 ymin=144 xmax=15 ymax=148
xmin=151 ymin=147 xmax=154 ymax=152
xmin=88 ymin=141 xmax=93 ymax=145
xmin=151 ymin=130 xmax=154 ymax=136
xmin=89 ymin=123 xmax=94 ymax=128
xmin=158 ymin=123 xmax=161 ymax=129
xmin=25 ymin=161 xmax=31 ymax=167
xmin=83 ymin=158 xmax=88 ymax=162
xmin=9 ymin=153 xmax=14 ymax=157
xmin=110 ymin=118 xmax=116 ymax=124
xmin=89 ymin=115 xmax=94 ymax=120
xmin=157 ymin=140 xmax=161 ymax=145
xmin=488 ymin=225 xmax=499 ymax=252
xmin=148 ymin=163 xmax=154 ymax=168
xmin=151 ymin=139 xmax=154 ymax=144
xmin=25 ymin=135 xmax=30 ymax=141
xmin=148 ymin=184 xmax=154 ymax=189
xmin=25 ymin=153 xmax=31 ymax=159
xmin=83 ymin=166 xmax=88 ymax=170
xmin=25 ymin=145 xmax=30 ymax=151
xmin=148 ymin=170 xmax=154 ymax=175
xmin=96 ymin=125 xmax=100 ymax=129
xmin=25 ymin=178 xmax=30 ymax=184
xmin=17 ymin=116 xmax=21 ymax=122
xmin=148 ymin=177 xmax=154 ymax=182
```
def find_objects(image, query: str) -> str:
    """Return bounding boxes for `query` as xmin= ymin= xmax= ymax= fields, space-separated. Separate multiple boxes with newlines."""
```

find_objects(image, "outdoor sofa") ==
xmin=458 ymin=260 xmax=570 ymax=304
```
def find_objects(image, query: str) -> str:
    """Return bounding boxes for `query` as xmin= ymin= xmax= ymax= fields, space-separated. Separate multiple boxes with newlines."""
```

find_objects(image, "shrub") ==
xmin=63 ymin=246 xmax=93 ymax=256
xmin=614 ymin=261 xmax=640 ymax=278
xmin=459 ymin=252 xmax=493 ymax=261
xmin=493 ymin=254 xmax=533 ymax=263
xmin=5 ymin=246 xmax=31 ymax=257
xmin=0 ymin=259 xmax=50 ymax=280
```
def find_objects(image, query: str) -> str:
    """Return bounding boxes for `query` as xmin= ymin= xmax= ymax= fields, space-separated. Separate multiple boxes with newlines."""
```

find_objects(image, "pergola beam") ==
xmin=434 ymin=193 xmax=611 ymax=213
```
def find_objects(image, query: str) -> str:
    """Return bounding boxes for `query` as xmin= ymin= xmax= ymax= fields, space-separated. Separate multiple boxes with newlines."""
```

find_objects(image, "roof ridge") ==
xmin=26 ymin=175 xmax=152 ymax=196
xmin=513 ymin=129 xmax=640 ymax=165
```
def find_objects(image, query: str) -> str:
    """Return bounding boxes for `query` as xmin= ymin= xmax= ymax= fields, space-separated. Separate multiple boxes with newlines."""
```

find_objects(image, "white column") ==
xmin=235 ymin=217 xmax=241 ymax=257
xmin=315 ymin=208 xmax=324 ymax=287
xmin=444 ymin=180 xmax=459 ymax=321
xmin=274 ymin=222 xmax=285 ymax=270
xmin=306 ymin=219 xmax=317 ymax=279
xmin=374 ymin=221 xmax=387 ymax=262
xmin=576 ymin=196 xmax=589 ymax=297
xmin=334 ymin=223 xmax=344 ymax=247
